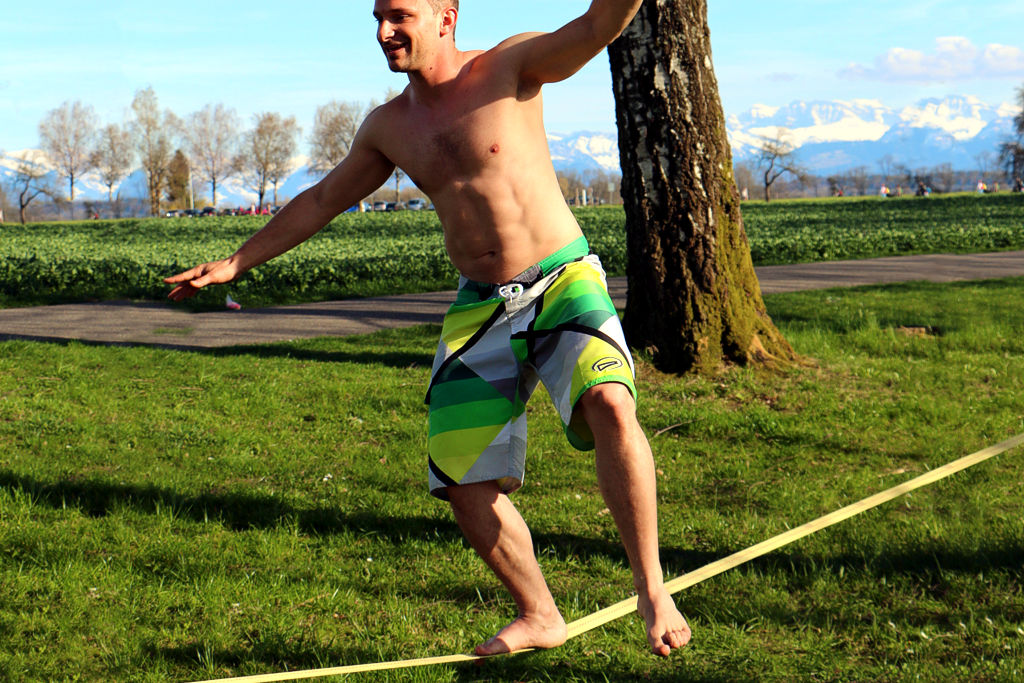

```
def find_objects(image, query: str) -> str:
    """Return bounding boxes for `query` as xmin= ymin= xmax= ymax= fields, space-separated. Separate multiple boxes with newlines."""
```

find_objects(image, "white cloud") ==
xmin=840 ymin=37 xmax=1024 ymax=82
xmin=983 ymin=44 xmax=1024 ymax=74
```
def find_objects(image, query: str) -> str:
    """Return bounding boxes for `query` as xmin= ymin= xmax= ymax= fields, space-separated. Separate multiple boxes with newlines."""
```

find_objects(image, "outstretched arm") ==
xmin=504 ymin=0 xmax=645 ymax=87
xmin=165 ymin=118 xmax=395 ymax=301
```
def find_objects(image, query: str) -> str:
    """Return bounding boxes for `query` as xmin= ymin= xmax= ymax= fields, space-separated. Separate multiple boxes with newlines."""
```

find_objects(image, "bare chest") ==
xmin=381 ymin=91 xmax=531 ymax=193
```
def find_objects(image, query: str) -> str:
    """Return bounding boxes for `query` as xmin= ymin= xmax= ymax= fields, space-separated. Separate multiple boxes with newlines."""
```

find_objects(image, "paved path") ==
xmin=1 ymin=251 xmax=1021 ymax=350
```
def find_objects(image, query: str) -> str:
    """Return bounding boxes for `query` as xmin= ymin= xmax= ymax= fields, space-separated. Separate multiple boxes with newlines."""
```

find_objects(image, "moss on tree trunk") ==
xmin=608 ymin=0 xmax=794 ymax=374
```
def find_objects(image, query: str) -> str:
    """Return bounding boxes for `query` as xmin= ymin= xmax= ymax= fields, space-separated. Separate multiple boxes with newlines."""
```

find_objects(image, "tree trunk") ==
xmin=608 ymin=0 xmax=794 ymax=374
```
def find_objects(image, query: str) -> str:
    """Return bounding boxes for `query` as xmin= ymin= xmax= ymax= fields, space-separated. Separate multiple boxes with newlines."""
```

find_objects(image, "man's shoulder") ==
xmin=362 ymin=90 xmax=410 ymax=131
xmin=475 ymin=32 xmax=545 ymax=67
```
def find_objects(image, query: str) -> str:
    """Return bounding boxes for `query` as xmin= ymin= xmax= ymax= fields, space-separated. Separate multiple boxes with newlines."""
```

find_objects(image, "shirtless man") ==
xmin=166 ymin=0 xmax=691 ymax=658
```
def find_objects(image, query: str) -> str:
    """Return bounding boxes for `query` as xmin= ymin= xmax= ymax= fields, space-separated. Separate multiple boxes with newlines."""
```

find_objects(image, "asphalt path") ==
xmin=1 ymin=251 xmax=1022 ymax=350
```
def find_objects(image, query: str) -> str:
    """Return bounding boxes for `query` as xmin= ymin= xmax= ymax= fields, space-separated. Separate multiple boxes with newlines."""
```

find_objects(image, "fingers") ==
xmin=163 ymin=263 xmax=211 ymax=285
xmin=167 ymin=282 xmax=199 ymax=301
xmin=164 ymin=260 xmax=235 ymax=300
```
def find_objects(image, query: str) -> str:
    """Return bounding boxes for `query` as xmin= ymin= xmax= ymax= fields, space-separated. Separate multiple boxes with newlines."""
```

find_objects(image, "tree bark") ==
xmin=608 ymin=0 xmax=794 ymax=374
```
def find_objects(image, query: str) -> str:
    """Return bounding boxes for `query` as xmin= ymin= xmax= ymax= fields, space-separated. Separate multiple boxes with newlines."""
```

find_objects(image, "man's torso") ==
xmin=366 ymin=48 xmax=585 ymax=283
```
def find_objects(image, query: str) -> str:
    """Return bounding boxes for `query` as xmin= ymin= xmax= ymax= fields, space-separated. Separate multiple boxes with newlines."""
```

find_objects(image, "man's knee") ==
xmin=446 ymin=480 xmax=501 ymax=516
xmin=577 ymin=382 xmax=637 ymax=431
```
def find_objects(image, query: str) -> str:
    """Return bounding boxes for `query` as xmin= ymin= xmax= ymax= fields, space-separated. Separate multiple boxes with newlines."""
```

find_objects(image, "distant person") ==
xmin=165 ymin=0 xmax=689 ymax=658
xmin=1014 ymin=177 xmax=1023 ymax=193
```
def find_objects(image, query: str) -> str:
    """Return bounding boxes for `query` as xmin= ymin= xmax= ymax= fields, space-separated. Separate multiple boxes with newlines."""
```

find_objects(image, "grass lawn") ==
xmin=1 ymin=277 xmax=1022 ymax=682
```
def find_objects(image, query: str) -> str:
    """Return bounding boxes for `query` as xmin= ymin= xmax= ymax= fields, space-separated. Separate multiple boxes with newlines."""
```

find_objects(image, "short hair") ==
xmin=426 ymin=0 xmax=458 ymax=13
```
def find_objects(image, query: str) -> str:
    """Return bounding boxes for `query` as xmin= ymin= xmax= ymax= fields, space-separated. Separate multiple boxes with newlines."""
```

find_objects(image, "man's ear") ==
xmin=439 ymin=7 xmax=457 ymax=38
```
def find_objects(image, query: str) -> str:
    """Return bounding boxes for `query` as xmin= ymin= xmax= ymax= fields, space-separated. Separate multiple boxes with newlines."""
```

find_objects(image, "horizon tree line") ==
xmin=0 ymin=87 xmax=401 ymax=222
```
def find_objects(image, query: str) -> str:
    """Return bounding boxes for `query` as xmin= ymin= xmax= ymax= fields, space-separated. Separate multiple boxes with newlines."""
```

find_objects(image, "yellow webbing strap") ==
xmin=192 ymin=431 xmax=1024 ymax=683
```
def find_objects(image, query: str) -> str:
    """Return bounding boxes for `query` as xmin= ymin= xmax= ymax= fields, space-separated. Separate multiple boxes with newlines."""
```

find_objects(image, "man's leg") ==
xmin=577 ymin=382 xmax=692 ymax=656
xmin=446 ymin=480 xmax=567 ymax=655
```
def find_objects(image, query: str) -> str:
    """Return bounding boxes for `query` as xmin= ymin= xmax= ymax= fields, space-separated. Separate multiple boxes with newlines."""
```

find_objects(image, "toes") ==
xmin=649 ymin=624 xmax=692 ymax=655
xmin=667 ymin=626 xmax=691 ymax=649
xmin=475 ymin=636 xmax=511 ymax=657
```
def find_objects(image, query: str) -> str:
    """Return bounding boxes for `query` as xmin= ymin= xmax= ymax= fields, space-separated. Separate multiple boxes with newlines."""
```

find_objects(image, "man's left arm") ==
xmin=505 ymin=0 xmax=644 ymax=86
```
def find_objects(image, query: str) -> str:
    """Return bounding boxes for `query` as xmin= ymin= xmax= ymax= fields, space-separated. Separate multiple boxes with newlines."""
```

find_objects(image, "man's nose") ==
xmin=377 ymin=21 xmax=394 ymax=43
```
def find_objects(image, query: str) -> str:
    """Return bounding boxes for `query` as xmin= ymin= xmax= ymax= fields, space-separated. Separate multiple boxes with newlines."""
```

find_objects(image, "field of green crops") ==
xmin=1 ymin=193 xmax=1022 ymax=309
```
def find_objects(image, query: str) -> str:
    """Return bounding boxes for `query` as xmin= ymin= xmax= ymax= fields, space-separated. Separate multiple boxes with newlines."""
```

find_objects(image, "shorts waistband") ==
xmin=460 ymin=236 xmax=590 ymax=295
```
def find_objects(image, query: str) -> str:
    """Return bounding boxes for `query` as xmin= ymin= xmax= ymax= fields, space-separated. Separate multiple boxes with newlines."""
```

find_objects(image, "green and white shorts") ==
xmin=426 ymin=237 xmax=636 ymax=499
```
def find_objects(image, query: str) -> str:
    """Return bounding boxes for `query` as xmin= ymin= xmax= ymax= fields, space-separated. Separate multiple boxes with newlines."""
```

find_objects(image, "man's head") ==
xmin=374 ymin=0 xmax=459 ymax=74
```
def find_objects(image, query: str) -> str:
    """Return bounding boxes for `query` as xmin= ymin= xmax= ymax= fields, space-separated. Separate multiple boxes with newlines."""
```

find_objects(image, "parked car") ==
xmin=163 ymin=209 xmax=182 ymax=218
xmin=200 ymin=206 xmax=217 ymax=217
xmin=406 ymin=198 xmax=428 ymax=211
xmin=183 ymin=209 xmax=200 ymax=218
xmin=372 ymin=201 xmax=388 ymax=212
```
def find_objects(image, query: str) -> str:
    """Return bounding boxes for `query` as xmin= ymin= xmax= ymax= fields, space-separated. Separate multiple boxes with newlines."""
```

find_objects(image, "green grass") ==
xmin=3 ymin=192 xmax=1023 ymax=309
xmin=1 ymin=278 xmax=1023 ymax=681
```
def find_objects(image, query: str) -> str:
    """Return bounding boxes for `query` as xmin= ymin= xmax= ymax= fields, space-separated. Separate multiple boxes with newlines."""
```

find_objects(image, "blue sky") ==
xmin=2 ymin=0 xmax=1023 ymax=152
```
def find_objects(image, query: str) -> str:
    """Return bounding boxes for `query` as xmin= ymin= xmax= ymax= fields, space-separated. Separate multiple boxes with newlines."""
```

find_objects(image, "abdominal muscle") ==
xmin=432 ymin=167 xmax=584 ymax=284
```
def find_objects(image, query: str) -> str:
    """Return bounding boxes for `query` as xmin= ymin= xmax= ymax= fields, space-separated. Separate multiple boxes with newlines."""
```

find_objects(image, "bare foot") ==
xmin=475 ymin=611 xmax=568 ymax=656
xmin=637 ymin=589 xmax=691 ymax=656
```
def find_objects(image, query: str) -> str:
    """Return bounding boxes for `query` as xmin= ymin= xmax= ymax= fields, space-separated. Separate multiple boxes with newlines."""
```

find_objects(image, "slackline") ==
xmin=192 ymin=431 xmax=1024 ymax=683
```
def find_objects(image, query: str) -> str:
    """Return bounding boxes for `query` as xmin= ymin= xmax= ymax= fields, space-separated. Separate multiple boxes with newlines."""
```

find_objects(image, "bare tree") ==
xmin=891 ymin=163 xmax=914 ymax=190
xmin=974 ymin=151 xmax=998 ymax=185
xmin=308 ymin=100 xmax=364 ymax=176
xmin=555 ymin=169 xmax=586 ymax=205
xmin=608 ymin=0 xmax=794 ymax=373
xmin=234 ymin=113 xmax=301 ymax=210
xmin=581 ymin=168 xmax=622 ymax=205
xmin=755 ymin=128 xmax=805 ymax=202
xmin=0 ymin=178 xmax=8 ymax=222
xmin=90 ymin=123 xmax=134 ymax=205
xmin=999 ymin=84 xmax=1024 ymax=185
xmin=38 ymin=100 xmax=98 ymax=214
xmin=368 ymin=89 xmax=403 ymax=202
xmin=732 ymin=161 xmax=756 ymax=200
xmin=4 ymin=151 xmax=59 ymax=223
xmin=264 ymin=115 xmax=300 ymax=207
xmin=826 ymin=175 xmax=846 ymax=197
xmin=932 ymin=163 xmax=955 ymax=194
xmin=848 ymin=166 xmax=871 ymax=196
xmin=877 ymin=154 xmax=897 ymax=185
xmin=129 ymin=88 xmax=179 ymax=216
xmin=183 ymin=103 xmax=239 ymax=208
xmin=166 ymin=150 xmax=192 ymax=209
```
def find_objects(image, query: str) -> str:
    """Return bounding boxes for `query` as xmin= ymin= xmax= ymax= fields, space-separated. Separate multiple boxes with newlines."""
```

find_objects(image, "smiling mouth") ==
xmin=383 ymin=43 xmax=407 ymax=58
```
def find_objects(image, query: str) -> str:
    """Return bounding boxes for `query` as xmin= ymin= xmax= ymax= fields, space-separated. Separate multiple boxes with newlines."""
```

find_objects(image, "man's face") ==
xmin=373 ymin=0 xmax=441 ymax=73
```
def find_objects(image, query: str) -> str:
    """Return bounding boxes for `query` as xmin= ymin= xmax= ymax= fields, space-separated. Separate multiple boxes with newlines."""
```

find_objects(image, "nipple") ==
xmin=490 ymin=144 xmax=500 ymax=154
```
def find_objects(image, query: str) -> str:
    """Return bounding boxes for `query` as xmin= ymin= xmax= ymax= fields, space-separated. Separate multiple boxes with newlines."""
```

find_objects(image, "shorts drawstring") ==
xmin=497 ymin=283 xmax=524 ymax=301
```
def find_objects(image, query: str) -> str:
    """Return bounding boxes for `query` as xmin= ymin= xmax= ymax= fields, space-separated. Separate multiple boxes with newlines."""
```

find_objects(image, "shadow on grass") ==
xmin=152 ymin=626 xmax=723 ymax=683
xmin=0 ymin=333 xmax=436 ymax=369
xmin=0 ymin=469 xmax=455 ymax=541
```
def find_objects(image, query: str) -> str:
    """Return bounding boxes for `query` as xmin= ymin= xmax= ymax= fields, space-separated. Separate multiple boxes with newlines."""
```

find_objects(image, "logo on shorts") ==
xmin=592 ymin=357 xmax=624 ymax=373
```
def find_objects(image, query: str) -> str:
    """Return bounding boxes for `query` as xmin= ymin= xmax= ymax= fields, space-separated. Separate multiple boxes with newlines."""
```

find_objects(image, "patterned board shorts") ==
xmin=425 ymin=236 xmax=636 ymax=499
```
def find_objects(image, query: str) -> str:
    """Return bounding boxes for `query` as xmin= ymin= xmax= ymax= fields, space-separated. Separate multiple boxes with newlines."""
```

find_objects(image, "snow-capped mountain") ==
xmin=728 ymin=95 xmax=1018 ymax=174
xmin=3 ymin=95 xmax=1017 ymax=210
xmin=547 ymin=131 xmax=621 ymax=174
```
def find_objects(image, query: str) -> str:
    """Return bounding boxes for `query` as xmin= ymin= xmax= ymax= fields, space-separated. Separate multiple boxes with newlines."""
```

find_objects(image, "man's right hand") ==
xmin=164 ymin=258 xmax=242 ymax=301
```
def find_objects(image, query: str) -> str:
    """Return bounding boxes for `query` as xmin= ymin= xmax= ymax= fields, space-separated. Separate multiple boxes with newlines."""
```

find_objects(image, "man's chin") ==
xmin=383 ymin=55 xmax=411 ymax=73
